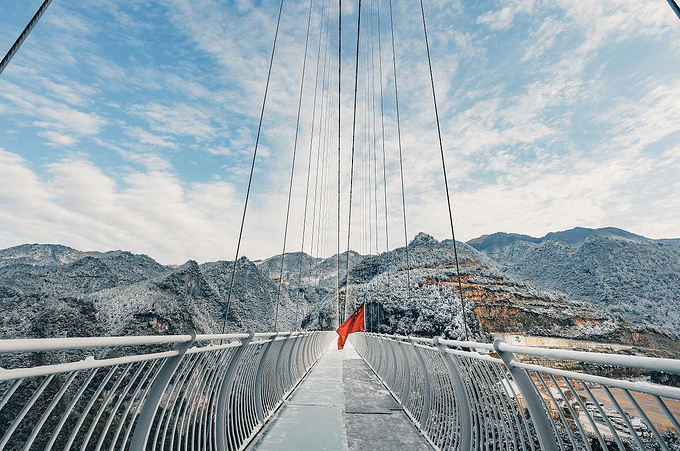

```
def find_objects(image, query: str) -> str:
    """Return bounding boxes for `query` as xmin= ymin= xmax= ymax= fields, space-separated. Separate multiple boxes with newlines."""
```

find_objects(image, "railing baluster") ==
xmin=0 ymin=379 xmax=22 ymax=410
xmin=410 ymin=339 xmax=431 ymax=430
xmin=0 ymin=374 xmax=54 ymax=449
xmin=215 ymin=331 xmax=254 ymax=451
xmin=46 ymin=369 xmax=99 ymax=451
xmin=493 ymin=339 xmax=560 ymax=451
xmin=563 ymin=377 xmax=607 ymax=450
xmin=537 ymin=373 xmax=578 ymax=450
xmin=434 ymin=337 xmax=472 ymax=451
xmin=603 ymin=385 xmax=646 ymax=450
xmin=2 ymin=330 xmax=679 ymax=450
xmin=622 ymin=389 xmax=670 ymax=451
xmin=129 ymin=331 xmax=196 ymax=451
xmin=22 ymin=372 xmax=78 ymax=451
xmin=655 ymin=395 xmax=680 ymax=434
xmin=254 ymin=335 xmax=277 ymax=424
xmin=103 ymin=361 xmax=152 ymax=451
xmin=80 ymin=364 xmax=133 ymax=451
xmin=550 ymin=375 xmax=592 ymax=451
xmin=579 ymin=380 xmax=625 ymax=450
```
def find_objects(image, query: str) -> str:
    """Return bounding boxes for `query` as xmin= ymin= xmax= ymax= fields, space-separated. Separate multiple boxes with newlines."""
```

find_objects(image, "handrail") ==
xmin=365 ymin=332 xmax=680 ymax=374
xmin=0 ymin=332 xmax=273 ymax=354
xmin=496 ymin=341 xmax=680 ymax=375
xmin=0 ymin=334 xmax=196 ymax=353
xmin=352 ymin=332 xmax=680 ymax=451
xmin=0 ymin=330 xmax=336 ymax=450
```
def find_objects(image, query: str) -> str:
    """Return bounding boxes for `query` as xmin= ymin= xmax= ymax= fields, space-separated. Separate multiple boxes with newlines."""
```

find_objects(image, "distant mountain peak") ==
xmin=410 ymin=232 xmax=439 ymax=247
xmin=542 ymin=227 xmax=648 ymax=247
xmin=467 ymin=226 xmax=659 ymax=251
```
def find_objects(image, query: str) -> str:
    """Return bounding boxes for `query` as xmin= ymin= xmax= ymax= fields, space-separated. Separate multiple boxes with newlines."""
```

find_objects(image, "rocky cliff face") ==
xmin=0 ymin=245 xmax=298 ymax=339
xmin=1 ymin=230 xmax=678 ymax=358
xmin=313 ymin=233 xmax=676 ymax=354
xmin=471 ymin=231 xmax=680 ymax=339
xmin=0 ymin=243 xmax=103 ymax=267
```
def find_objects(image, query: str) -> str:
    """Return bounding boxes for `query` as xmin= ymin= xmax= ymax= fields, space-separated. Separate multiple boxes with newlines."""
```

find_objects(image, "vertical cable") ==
xmin=337 ymin=0 xmax=342 ymax=325
xmin=376 ymin=0 xmax=390 ymax=298
xmin=388 ymin=0 xmax=411 ymax=303
xmin=298 ymin=0 xmax=328 ymax=331
xmin=418 ymin=0 xmax=470 ymax=340
xmin=274 ymin=0 xmax=316 ymax=331
xmin=0 ymin=0 xmax=54 ymax=76
xmin=667 ymin=0 xmax=680 ymax=20
xmin=221 ymin=0 xmax=287 ymax=334
xmin=344 ymin=0 xmax=363 ymax=320
xmin=369 ymin=0 xmax=379 ymax=332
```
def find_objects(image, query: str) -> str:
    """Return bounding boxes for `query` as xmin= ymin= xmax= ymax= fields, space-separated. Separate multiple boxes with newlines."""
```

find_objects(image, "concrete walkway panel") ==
xmin=249 ymin=340 xmax=433 ymax=451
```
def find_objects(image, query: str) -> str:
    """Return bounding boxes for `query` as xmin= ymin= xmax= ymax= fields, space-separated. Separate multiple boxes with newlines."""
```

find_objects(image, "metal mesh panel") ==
xmin=0 ymin=331 xmax=335 ymax=450
xmin=351 ymin=333 xmax=680 ymax=451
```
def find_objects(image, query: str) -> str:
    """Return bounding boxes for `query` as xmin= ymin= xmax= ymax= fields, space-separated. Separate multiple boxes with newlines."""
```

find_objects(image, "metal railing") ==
xmin=0 ymin=331 xmax=335 ymax=451
xmin=351 ymin=333 xmax=680 ymax=451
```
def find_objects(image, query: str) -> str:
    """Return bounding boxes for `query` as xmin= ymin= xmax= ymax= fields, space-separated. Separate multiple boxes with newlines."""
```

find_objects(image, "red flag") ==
xmin=336 ymin=303 xmax=365 ymax=350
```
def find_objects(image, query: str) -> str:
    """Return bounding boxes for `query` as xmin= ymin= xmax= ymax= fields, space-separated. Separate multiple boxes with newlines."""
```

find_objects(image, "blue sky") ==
xmin=0 ymin=0 xmax=679 ymax=264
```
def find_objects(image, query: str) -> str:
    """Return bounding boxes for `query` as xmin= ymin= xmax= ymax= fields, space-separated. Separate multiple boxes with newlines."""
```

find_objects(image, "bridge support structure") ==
xmin=0 ymin=330 xmax=335 ymax=450
xmin=351 ymin=332 xmax=680 ymax=451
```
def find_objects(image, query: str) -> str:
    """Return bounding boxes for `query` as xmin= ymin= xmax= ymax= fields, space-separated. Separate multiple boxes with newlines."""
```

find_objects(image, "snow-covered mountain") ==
xmin=468 ymin=227 xmax=680 ymax=339
xmin=292 ymin=232 xmax=675 ymax=356
xmin=1 ymin=228 xmax=678 ymax=358
xmin=0 ymin=244 xmax=298 ymax=338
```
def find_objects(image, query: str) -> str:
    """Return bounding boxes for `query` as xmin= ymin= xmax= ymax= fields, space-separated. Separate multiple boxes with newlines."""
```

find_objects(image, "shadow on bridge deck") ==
xmin=248 ymin=340 xmax=433 ymax=451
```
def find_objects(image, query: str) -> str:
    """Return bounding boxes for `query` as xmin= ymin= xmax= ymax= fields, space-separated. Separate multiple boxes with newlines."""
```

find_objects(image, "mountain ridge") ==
xmin=1 ymin=226 xmax=678 ymax=356
xmin=465 ymin=226 xmax=676 ymax=250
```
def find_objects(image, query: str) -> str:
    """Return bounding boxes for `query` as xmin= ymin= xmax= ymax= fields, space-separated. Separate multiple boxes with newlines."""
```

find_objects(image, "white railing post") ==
xmin=254 ymin=334 xmax=277 ymax=423
xmin=434 ymin=337 xmax=472 ymax=451
xmin=493 ymin=339 xmax=559 ymax=451
xmin=216 ymin=331 xmax=254 ymax=451
xmin=397 ymin=338 xmax=412 ymax=406
xmin=410 ymin=338 xmax=432 ymax=431
xmin=129 ymin=330 xmax=196 ymax=451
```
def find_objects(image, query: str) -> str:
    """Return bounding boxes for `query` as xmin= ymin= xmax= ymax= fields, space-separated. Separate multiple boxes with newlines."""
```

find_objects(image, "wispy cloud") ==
xmin=0 ymin=0 xmax=678 ymax=264
xmin=0 ymin=148 xmax=246 ymax=264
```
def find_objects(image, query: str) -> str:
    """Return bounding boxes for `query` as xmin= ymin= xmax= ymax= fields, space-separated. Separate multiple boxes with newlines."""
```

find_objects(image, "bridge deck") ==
xmin=248 ymin=340 xmax=432 ymax=451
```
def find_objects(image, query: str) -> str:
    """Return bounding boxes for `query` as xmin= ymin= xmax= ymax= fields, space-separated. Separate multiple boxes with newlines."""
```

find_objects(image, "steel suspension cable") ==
xmin=221 ymin=0 xmax=287 ymax=334
xmin=322 ymin=43 xmax=338 ymax=263
xmin=370 ymin=0 xmax=380 ymax=331
xmin=367 ymin=0 xmax=379 ymax=332
xmin=388 ymin=0 xmax=411 ymax=302
xmin=344 ymin=0 xmax=363 ymax=321
xmin=336 ymin=0 xmax=342 ymax=325
xmin=310 ymin=29 xmax=333 ymax=264
xmin=370 ymin=3 xmax=380 ymax=258
xmin=312 ymin=36 xmax=336 ymax=265
xmin=667 ymin=0 xmax=680 ymax=20
xmin=418 ymin=0 xmax=470 ymax=340
xmin=376 ymin=0 xmax=390 ymax=287
xmin=361 ymin=36 xmax=369 ymax=257
xmin=0 ymin=0 xmax=53 ymax=76
xmin=312 ymin=19 xmax=335 ymax=272
xmin=297 ymin=0 xmax=328 ymax=309
xmin=274 ymin=0 xmax=316 ymax=331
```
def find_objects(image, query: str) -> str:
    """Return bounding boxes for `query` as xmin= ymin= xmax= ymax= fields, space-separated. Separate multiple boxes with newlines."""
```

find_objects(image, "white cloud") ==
xmin=39 ymin=131 xmax=77 ymax=146
xmin=477 ymin=0 xmax=535 ymax=30
xmin=0 ymin=80 xmax=105 ymax=140
xmin=93 ymin=138 xmax=173 ymax=171
xmin=125 ymin=127 xmax=178 ymax=149
xmin=1 ymin=0 xmax=679 ymax=265
xmin=0 ymin=149 xmax=249 ymax=264
xmin=129 ymin=102 xmax=216 ymax=139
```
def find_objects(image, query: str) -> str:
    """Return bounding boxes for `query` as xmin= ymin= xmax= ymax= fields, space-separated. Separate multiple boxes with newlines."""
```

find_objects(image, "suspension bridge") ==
xmin=1 ymin=0 xmax=680 ymax=450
